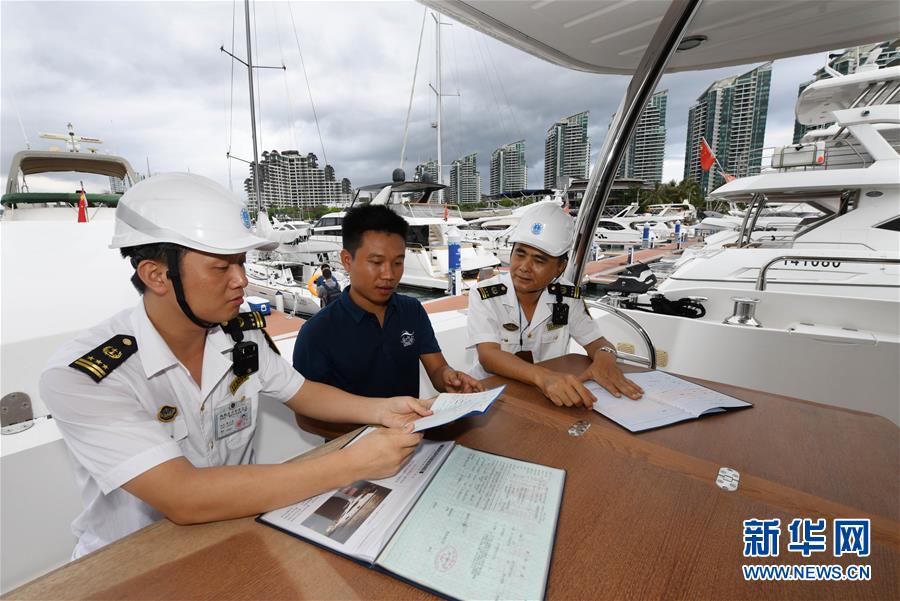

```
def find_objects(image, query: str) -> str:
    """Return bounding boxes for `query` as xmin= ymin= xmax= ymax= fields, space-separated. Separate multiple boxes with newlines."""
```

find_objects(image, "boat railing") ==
xmin=756 ymin=255 xmax=900 ymax=291
xmin=392 ymin=202 xmax=462 ymax=220
xmin=584 ymin=300 xmax=657 ymax=369
xmin=760 ymin=137 xmax=899 ymax=173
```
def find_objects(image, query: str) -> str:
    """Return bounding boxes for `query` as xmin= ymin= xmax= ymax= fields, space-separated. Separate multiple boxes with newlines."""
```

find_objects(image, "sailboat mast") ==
xmin=245 ymin=0 xmax=262 ymax=213
xmin=435 ymin=12 xmax=443 ymax=201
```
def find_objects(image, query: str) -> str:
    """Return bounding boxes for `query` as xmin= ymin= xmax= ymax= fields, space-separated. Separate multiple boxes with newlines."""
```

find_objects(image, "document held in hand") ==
xmin=587 ymin=370 xmax=752 ymax=432
xmin=411 ymin=385 xmax=506 ymax=432
xmin=258 ymin=428 xmax=565 ymax=601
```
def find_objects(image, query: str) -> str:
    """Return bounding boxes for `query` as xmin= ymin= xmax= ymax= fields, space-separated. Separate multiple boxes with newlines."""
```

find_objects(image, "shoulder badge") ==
xmin=477 ymin=283 xmax=507 ymax=300
xmin=262 ymin=328 xmax=280 ymax=355
xmin=224 ymin=311 xmax=267 ymax=332
xmin=69 ymin=335 xmax=138 ymax=383
xmin=223 ymin=312 xmax=279 ymax=355
xmin=547 ymin=283 xmax=582 ymax=299
xmin=157 ymin=405 xmax=178 ymax=422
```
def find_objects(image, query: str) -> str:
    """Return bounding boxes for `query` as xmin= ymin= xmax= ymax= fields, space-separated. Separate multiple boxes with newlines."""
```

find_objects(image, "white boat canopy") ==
xmin=421 ymin=0 xmax=900 ymax=74
xmin=4 ymin=151 xmax=138 ymax=194
xmin=797 ymin=65 xmax=900 ymax=126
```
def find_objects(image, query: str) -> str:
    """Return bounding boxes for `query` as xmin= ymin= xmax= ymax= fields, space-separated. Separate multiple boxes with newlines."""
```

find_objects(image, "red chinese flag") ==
xmin=77 ymin=189 xmax=88 ymax=223
xmin=723 ymin=173 xmax=737 ymax=183
xmin=700 ymin=138 xmax=716 ymax=172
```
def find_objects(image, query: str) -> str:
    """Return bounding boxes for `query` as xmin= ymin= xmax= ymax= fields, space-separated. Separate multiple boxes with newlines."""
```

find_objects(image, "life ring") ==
xmin=307 ymin=271 xmax=321 ymax=296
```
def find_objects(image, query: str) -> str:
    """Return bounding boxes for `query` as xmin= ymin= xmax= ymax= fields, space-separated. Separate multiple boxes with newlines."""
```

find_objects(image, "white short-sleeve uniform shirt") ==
xmin=466 ymin=272 xmax=604 ymax=379
xmin=39 ymin=302 xmax=305 ymax=558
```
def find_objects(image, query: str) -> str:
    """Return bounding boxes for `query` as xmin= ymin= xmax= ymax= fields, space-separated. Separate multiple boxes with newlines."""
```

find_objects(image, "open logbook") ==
xmin=588 ymin=370 xmax=752 ymax=432
xmin=258 ymin=428 xmax=565 ymax=600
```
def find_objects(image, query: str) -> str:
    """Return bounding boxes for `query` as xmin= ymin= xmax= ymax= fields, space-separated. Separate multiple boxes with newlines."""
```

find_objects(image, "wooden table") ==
xmin=6 ymin=356 xmax=898 ymax=600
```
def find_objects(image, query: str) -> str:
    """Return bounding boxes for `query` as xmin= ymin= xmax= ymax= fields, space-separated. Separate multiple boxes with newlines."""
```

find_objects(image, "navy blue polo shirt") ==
xmin=292 ymin=287 xmax=441 ymax=398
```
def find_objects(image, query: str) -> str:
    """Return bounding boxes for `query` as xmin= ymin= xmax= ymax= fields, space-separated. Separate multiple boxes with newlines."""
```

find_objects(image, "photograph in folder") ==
xmin=258 ymin=428 xmax=565 ymax=600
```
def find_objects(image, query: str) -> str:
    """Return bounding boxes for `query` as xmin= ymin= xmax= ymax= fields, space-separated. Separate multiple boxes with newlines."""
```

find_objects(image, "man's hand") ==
xmin=376 ymin=396 xmax=433 ymax=428
xmin=580 ymin=352 xmax=643 ymax=400
xmin=342 ymin=428 xmax=423 ymax=481
xmin=439 ymin=366 xmax=484 ymax=393
xmin=535 ymin=369 xmax=596 ymax=408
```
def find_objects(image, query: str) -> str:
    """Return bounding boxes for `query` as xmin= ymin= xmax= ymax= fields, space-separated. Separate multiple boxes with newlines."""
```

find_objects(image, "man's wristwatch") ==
xmin=597 ymin=345 xmax=618 ymax=359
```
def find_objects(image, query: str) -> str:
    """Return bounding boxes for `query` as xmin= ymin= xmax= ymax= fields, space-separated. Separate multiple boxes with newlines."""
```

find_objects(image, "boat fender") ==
xmin=68 ymin=335 xmax=138 ymax=383
xmin=477 ymin=283 xmax=507 ymax=300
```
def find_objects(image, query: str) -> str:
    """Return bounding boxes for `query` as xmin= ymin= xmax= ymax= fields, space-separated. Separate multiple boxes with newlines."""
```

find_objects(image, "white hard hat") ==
xmin=508 ymin=203 xmax=574 ymax=257
xmin=110 ymin=172 xmax=278 ymax=253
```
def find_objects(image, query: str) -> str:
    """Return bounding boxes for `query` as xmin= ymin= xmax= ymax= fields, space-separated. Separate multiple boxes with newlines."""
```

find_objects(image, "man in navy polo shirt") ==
xmin=293 ymin=204 xmax=482 ymax=404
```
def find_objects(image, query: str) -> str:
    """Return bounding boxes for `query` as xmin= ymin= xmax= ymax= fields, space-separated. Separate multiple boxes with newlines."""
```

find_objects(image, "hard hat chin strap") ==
xmin=165 ymin=248 xmax=217 ymax=330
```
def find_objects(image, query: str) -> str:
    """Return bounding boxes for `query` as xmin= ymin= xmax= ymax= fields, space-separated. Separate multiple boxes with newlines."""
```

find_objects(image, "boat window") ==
xmin=406 ymin=225 xmax=429 ymax=247
xmin=875 ymin=217 xmax=900 ymax=232
xmin=598 ymin=220 xmax=624 ymax=230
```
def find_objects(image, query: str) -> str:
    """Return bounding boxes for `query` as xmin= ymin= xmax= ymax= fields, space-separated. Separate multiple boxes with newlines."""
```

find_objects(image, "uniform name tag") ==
xmin=214 ymin=398 xmax=252 ymax=440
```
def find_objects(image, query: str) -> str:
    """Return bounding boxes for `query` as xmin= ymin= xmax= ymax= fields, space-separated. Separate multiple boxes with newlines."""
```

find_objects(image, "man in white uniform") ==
xmin=467 ymin=203 xmax=643 ymax=407
xmin=40 ymin=173 xmax=428 ymax=558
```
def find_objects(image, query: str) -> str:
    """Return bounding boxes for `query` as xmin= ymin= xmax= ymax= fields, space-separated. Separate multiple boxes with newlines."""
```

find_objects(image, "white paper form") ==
xmin=587 ymin=370 xmax=750 ymax=432
xmin=260 ymin=432 xmax=454 ymax=563
xmin=411 ymin=386 xmax=505 ymax=432
xmin=376 ymin=446 xmax=565 ymax=601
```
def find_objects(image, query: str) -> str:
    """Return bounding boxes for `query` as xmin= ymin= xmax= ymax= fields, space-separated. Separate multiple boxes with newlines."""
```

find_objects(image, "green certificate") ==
xmin=377 ymin=446 xmax=565 ymax=600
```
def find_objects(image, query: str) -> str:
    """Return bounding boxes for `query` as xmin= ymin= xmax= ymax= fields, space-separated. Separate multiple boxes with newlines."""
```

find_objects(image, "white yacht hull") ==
xmin=313 ymin=234 xmax=500 ymax=290
xmin=244 ymin=281 xmax=322 ymax=315
xmin=590 ymin=286 xmax=900 ymax=425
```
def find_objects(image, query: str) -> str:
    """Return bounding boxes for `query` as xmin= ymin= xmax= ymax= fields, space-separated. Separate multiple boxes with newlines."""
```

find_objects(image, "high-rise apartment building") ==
xmin=793 ymin=40 xmax=900 ymax=143
xmin=544 ymin=111 xmax=591 ymax=189
xmin=244 ymin=150 xmax=351 ymax=209
xmin=616 ymin=90 xmax=667 ymax=184
xmin=411 ymin=159 xmax=440 ymax=201
xmin=490 ymin=140 xmax=527 ymax=195
xmin=684 ymin=63 xmax=772 ymax=195
xmin=449 ymin=153 xmax=480 ymax=204
xmin=108 ymin=176 xmax=126 ymax=194
xmin=414 ymin=160 xmax=439 ymax=183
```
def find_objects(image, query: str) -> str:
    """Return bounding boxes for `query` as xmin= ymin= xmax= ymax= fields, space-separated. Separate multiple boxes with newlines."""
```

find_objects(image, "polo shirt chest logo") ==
xmin=157 ymin=405 xmax=178 ymax=422
xmin=400 ymin=330 xmax=415 ymax=348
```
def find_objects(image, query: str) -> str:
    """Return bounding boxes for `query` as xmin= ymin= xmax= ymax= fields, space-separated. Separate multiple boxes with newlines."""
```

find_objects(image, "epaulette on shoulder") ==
xmin=225 ymin=311 xmax=267 ymax=332
xmin=223 ymin=312 xmax=279 ymax=355
xmin=477 ymin=283 xmax=507 ymax=300
xmin=69 ymin=335 xmax=138 ymax=383
xmin=547 ymin=283 xmax=582 ymax=299
xmin=261 ymin=329 xmax=280 ymax=355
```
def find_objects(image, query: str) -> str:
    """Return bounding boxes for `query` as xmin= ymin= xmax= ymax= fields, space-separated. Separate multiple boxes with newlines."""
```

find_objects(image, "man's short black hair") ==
xmin=120 ymin=243 xmax=185 ymax=293
xmin=342 ymin=204 xmax=408 ymax=257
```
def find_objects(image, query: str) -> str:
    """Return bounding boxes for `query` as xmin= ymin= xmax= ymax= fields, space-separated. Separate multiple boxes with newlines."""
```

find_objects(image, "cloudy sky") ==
xmin=1 ymin=1 xmax=834 ymax=198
